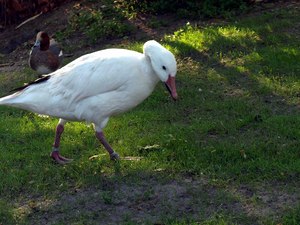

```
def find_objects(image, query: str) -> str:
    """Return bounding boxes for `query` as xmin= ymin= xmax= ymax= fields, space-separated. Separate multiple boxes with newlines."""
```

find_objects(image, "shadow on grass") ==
xmin=5 ymin=167 xmax=300 ymax=225
xmin=6 ymin=170 xmax=259 ymax=225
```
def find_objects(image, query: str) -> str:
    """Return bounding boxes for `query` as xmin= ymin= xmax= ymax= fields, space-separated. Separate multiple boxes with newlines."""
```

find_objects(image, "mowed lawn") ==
xmin=0 ymin=3 xmax=299 ymax=225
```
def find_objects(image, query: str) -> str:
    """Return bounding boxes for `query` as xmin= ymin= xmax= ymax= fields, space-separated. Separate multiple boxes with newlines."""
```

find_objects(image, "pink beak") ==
xmin=165 ymin=75 xmax=178 ymax=101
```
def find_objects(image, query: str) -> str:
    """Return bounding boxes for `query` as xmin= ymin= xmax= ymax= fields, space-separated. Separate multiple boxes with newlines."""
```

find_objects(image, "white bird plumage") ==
xmin=0 ymin=40 xmax=178 ymax=164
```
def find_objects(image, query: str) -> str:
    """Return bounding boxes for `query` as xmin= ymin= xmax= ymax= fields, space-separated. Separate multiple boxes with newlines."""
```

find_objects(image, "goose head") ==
xmin=34 ymin=31 xmax=50 ymax=51
xmin=143 ymin=40 xmax=178 ymax=100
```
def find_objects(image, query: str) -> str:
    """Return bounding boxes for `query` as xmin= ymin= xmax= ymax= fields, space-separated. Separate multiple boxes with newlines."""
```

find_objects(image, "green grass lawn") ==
xmin=0 ymin=3 xmax=299 ymax=225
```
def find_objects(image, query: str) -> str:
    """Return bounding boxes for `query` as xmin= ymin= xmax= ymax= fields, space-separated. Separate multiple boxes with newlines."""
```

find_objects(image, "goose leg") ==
xmin=50 ymin=119 xmax=73 ymax=164
xmin=95 ymin=131 xmax=119 ymax=160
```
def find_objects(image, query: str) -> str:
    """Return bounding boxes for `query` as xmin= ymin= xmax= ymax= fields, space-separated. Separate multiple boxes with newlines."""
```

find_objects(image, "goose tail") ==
xmin=0 ymin=92 xmax=22 ymax=106
xmin=0 ymin=75 xmax=51 ymax=108
xmin=0 ymin=91 xmax=42 ymax=114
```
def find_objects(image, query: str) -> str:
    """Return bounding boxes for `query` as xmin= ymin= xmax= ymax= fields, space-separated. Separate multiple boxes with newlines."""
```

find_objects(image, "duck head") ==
xmin=143 ymin=40 xmax=178 ymax=100
xmin=34 ymin=31 xmax=50 ymax=51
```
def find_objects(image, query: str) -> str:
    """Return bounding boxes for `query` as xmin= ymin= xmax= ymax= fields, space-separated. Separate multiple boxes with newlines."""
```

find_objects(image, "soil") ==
xmin=0 ymin=0 xmax=186 ymax=73
xmin=13 ymin=174 xmax=300 ymax=224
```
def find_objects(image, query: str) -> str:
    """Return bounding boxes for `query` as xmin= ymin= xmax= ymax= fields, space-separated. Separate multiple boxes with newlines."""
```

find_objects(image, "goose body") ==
xmin=29 ymin=31 xmax=63 ymax=75
xmin=0 ymin=40 xmax=177 ymax=164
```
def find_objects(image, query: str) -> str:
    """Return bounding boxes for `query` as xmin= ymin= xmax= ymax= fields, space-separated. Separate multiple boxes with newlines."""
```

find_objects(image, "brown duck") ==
xmin=29 ymin=31 xmax=63 ymax=75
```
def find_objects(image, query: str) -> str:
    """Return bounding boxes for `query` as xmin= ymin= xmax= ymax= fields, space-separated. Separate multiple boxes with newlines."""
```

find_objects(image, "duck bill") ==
xmin=165 ymin=75 xmax=178 ymax=101
xmin=34 ymin=40 xmax=40 ymax=47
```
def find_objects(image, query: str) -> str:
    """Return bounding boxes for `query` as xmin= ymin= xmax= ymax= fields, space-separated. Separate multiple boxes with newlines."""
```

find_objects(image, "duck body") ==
xmin=29 ymin=31 xmax=63 ymax=75
xmin=0 ymin=40 xmax=177 ymax=164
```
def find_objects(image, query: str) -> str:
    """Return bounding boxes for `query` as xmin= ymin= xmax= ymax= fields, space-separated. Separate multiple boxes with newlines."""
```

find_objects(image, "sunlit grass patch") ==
xmin=241 ymin=46 xmax=300 ymax=102
xmin=165 ymin=7 xmax=300 ymax=105
xmin=166 ymin=22 xmax=260 ymax=58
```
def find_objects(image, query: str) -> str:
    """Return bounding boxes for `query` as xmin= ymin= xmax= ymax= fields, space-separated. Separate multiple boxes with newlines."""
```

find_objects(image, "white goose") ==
xmin=0 ymin=40 xmax=177 ymax=164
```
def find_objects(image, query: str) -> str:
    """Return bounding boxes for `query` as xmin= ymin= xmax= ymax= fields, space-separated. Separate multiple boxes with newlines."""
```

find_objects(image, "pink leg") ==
xmin=50 ymin=122 xmax=73 ymax=164
xmin=95 ymin=131 xmax=119 ymax=160
xmin=53 ymin=124 xmax=64 ymax=148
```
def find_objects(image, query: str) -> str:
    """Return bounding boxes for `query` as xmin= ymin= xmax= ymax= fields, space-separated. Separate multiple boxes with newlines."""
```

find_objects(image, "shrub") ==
xmin=116 ymin=0 xmax=252 ymax=19
xmin=60 ymin=3 xmax=134 ymax=44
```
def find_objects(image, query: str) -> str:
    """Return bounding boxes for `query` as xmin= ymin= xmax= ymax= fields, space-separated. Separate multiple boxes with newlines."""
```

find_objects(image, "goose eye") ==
xmin=162 ymin=66 xmax=166 ymax=70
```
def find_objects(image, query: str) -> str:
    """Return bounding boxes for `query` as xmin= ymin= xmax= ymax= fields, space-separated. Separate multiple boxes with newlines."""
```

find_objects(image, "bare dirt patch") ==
xmin=230 ymin=181 xmax=300 ymax=220
xmin=13 ymin=174 xmax=300 ymax=224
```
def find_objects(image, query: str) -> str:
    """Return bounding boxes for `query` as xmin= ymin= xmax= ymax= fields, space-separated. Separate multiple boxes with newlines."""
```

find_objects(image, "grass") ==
xmin=0 ymin=3 xmax=300 ymax=225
